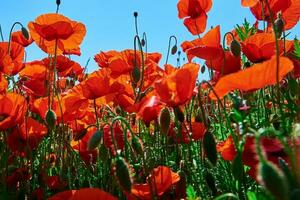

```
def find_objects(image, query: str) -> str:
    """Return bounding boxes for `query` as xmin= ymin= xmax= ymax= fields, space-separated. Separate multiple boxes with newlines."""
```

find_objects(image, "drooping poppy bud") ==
xmin=115 ymin=156 xmax=132 ymax=192
xmin=258 ymin=161 xmax=288 ymax=200
xmin=230 ymin=39 xmax=241 ymax=57
xmin=87 ymin=130 xmax=103 ymax=150
xmin=21 ymin=27 xmax=30 ymax=40
xmin=201 ymin=65 xmax=206 ymax=73
xmin=159 ymin=107 xmax=171 ymax=135
xmin=203 ymin=132 xmax=218 ymax=166
xmin=171 ymin=45 xmax=178 ymax=55
xmin=74 ymin=129 xmax=87 ymax=141
xmin=131 ymin=135 xmax=143 ymax=156
xmin=45 ymin=109 xmax=57 ymax=129
xmin=131 ymin=65 xmax=140 ymax=84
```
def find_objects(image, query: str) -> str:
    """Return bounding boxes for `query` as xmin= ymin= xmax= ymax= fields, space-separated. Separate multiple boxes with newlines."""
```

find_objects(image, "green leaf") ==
xmin=247 ymin=191 xmax=258 ymax=200
xmin=294 ymin=38 xmax=300 ymax=58
xmin=186 ymin=185 xmax=197 ymax=200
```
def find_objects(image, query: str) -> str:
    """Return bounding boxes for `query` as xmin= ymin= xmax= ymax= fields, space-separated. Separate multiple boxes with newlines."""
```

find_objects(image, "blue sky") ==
xmin=1 ymin=0 xmax=299 ymax=74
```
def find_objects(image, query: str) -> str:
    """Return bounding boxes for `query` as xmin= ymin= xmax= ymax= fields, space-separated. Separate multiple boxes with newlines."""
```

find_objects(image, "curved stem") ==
xmin=134 ymin=35 xmax=145 ymax=103
xmin=7 ymin=22 xmax=24 ymax=55
xmin=165 ymin=35 xmax=178 ymax=65
xmin=0 ymin=25 xmax=4 ymax=42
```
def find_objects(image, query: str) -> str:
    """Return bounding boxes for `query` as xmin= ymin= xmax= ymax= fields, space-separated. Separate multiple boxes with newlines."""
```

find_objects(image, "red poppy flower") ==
xmin=0 ymin=42 xmax=24 ymax=75
xmin=42 ymin=56 xmax=84 ymax=78
xmin=205 ymin=50 xmax=241 ymax=74
xmin=241 ymin=0 xmax=258 ymax=7
xmin=182 ymin=25 xmax=222 ymax=62
xmin=218 ymin=135 xmax=287 ymax=179
xmin=168 ymin=121 xmax=206 ymax=144
xmin=11 ymin=31 xmax=34 ymax=47
xmin=6 ymin=167 xmax=31 ymax=188
xmin=136 ymin=95 xmax=163 ymax=123
xmin=245 ymin=0 xmax=299 ymax=30
xmin=0 ymin=93 xmax=27 ymax=130
xmin=94 ymin=49 xmax=162 ymax=77
xmin=177 ymin=0 xmax=212 ymax=35
xmin=103 ymin=123 xmax=129 ymax=156
xmin=19 ymin=61 xmax=49 ymax=97
xmin=241 ymin=32 xmax=294 ymax=63
xmin=154 ymin=63 xmax=200 ymax=106
xmin=209 ymin=56 xmax=294 ymax=100
xmin=28 ymin=13 xmax=86 ymax=55
xmin=0 ymin=72 xmax=8 ymax=94
xmin=79 ymin=68 xmax=125 ymax=99
xmin=49 ymin=188 xmax=117 ymax=200
xmin=131 ymin=166 xmax=180 ymax=200
xmin=7 ymin=117 xmax=47 ymax=155
xmin=71 ymin=127 xmax=99 ymax=164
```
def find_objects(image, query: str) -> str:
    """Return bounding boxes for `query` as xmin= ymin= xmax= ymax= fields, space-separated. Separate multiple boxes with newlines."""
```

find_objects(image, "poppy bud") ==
xmin=56 ymin=0 xmax=61 ymax=6
xmin=74 ymin=129 xmax=87 ymax=141
xmin=141 ymin=38 xmax=146 ymax=47
xmin=131 ymin=65 xmax=140 ymax=84
xmin=159 ymin=107 xmax=171 ymax=135
xmin=115 ymin=156 xmax=132 ymax=192
xmin=258 ymin=161 xmax=288 ymax=200
xmin=174 ymin=107 xmax=184 ymax=122
xmin=45 ymin=109 xmax=57 ymax=129
xmin=133 ymin=12 xmax=138 ymax=18
xmin=131 ymin=135 xmax=143 ymax=156
xmin=230 ymin=39 xmax=241 ymax=57
xmin=204 ymin=171 xmax=218 ymax=196
xmin=203 ymin=132 xmax=218 ymax=166
xmin=274 ymin=13 xmax=284 ymax=38
xmin=87 ymin=130 xmax=103 ymax=150
xmin=171 ymin=45 xmax=177 ymax=55
xmin=201 ymin=65 xmax=205 ymax=73
xmin=21 ymin=27 xmax=30 ymax=40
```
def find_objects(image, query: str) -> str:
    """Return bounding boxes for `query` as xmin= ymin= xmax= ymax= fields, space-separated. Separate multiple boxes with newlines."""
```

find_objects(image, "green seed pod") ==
xmin=230 ymin=39 xmax=241 ymax=57
xmin=259 ymin=161 xmax=288 ymax=200
xmin=204 ymin=171 xmax=218 ymax=196
xmin=274 ymin=16 xmax=284 ymax=38
xmin=232 ymin=152 xmax=244 ymax=180
xmin=133 ymin=12 xmax=138 ymax=18
xmin=21 ymin=27 xmax=30 ymax=40
xmin=131 ymin=65 xmax=140 ymax=84
xmin=171 ymin=45 xmax=178 ymax=55
xmin=45 ymin=109 xmax=57 ymax=129
xmin=87 ymin=130 xmax=102 ymax=150
xmin=56 ymin=0 xmax=61 ymax=6
xmin=174 ymin=107 xmax=184 ymax=122
xmin=203 ymin=132 xmax=218 ymax=166
xmin=115 ymin=156 xmax=132 ymax=192
xmin=159 ymin=107 xmax=171 ymax=135
xmin=131 ymin=135 xmax=143 ymax=156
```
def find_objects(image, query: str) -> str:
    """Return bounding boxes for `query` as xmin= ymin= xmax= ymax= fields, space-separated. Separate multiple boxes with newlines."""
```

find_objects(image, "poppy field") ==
xmin=1 ymin=0 xmax=300 ymax=199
